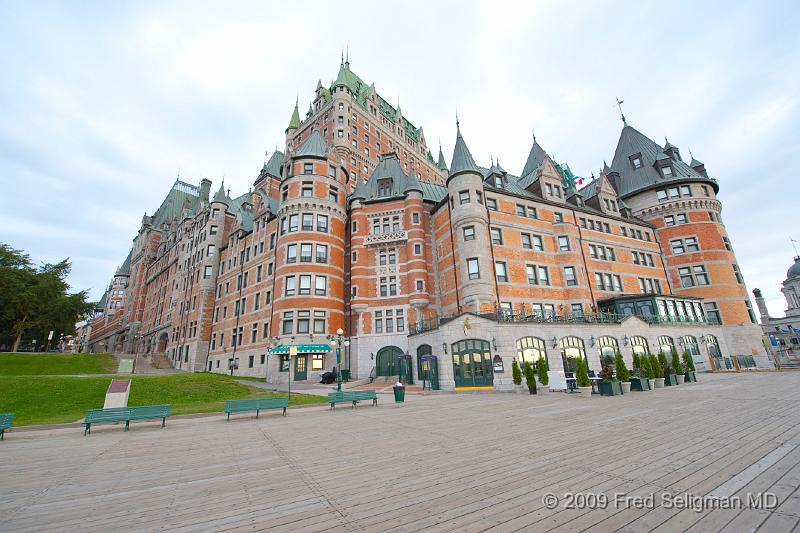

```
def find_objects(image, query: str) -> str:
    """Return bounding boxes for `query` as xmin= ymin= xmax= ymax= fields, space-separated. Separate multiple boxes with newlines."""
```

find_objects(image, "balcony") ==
xmin=364 ymin=230 xmax=408 ymax=247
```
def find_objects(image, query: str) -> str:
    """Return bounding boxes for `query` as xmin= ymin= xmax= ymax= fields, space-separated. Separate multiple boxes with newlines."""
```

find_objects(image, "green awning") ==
xmin=269 ymin=343 xmax=332 ymax=355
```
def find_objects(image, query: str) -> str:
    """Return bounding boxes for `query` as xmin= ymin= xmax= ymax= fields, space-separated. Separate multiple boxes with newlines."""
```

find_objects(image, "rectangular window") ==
xmin=670 ymin=239 xmax=685 ymax=254
xmin=286 ymin=244 xmax=297 ymax=263
xmin=416 ymin=279 xmax=424 ymax=291
xmin=733 ymin=263 xmax=743 ymax=284
xmin=299 ymin=275 xmax=311 ymax=295
xmin=302 ymin=213 xmax=313 ymax=231
xmin=285 ymin=276 xmax=296 ymax=296
xmin=316 ymin=244 xmax=328 ymax=263
xmin=516 ymin=204 xmax=526 ymax=216
xmin=412 ymin=212 xmax=419 ymax=224
xmin=676 ymin=213 xmax=688 ymax=224
xmin=495 ymin=261 xmax=508 ymax=282
xmin=521 ymin=233 xmax=532 ymax=249
xmin=558 ymin=235 xmax=570 ymax=251
xmin=564 ymin=266 xmax=577 ymax=286
xmin=301 ymin=183 xmax=313 ymax=197
xmin=204 ymin=265 xmax=213 ymax=278
xmin=527 ymin=265 xmax=537 ymax=285
xmin=328 ymin=187 xmax=338 ymax=203
xmin=463 ymin=226 xmax=475 ymax=241
xmin=664 ymin=215 xmax=675 ymax=226
xmin=303 ymin=163 xmax=313 ymax=174
xmin=704 ymin=302 xmax=721 ymax=324
xmin=315 ymin=276 xmax=327 ymax=296
xmin=459 ymin=190 xmax=470 ymax=204
xmin=490 ymin=227 xmax=503 ymax=245
xmin=317 ymin=214 xmax=328 ymax=233
xmin=554 ymin=212 xmax=563 ymax=223
xmin=467 ymin=258 xmax=480 ymax=280
xmin=485 ymin=198 xmax=497 ymax=211
xmin=527 ymin=206 xmax=537 ymax=218
xmin=288 ymin=214 xmax=299 ymax=232
xmin=538 ymin=266 xmax=550 ymax=285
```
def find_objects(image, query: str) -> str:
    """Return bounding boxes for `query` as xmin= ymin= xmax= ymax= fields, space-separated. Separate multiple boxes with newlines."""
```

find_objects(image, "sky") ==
xmin=0 ymin=0 xmax=798 ymax=316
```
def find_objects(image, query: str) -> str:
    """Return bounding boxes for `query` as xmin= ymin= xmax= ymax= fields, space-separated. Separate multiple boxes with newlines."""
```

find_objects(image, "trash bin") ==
xmin=393 ymin=381 xmax=405 ymax=405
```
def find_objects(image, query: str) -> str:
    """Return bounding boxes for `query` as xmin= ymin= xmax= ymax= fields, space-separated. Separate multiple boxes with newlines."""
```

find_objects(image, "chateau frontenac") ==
xmin=86 ymin=58 xmax=771 ymax=389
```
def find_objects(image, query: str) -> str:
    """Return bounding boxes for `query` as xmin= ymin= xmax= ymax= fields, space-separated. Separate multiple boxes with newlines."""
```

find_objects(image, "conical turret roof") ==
xmin=449 ymin=125 xmax=479 ymax=177
xmin=437 ymin=145 xmax=448 ymax=171
xmin=213 ymin=183 xmax=229 ymax=204
xmin=286 ymin=100 xmax=300 ymax=132
xmin=295 ymin=128 xmax=329 ymax=159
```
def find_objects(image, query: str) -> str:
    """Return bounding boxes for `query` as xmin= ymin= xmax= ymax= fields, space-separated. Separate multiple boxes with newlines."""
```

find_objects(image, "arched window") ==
xmin=597 ymin=336 xmax=619 ymax=360
xmin=681 ymin=336 xmax=700 ymax=356
xmin=658 ymin=335 xmax=675 ymax=355
xmin=516 ymin=337 xmax=548 ymax=367
xmin=559 ymin=336 xmax=586 ymax=373
xmin=630 ymin=336 xmax=649 ymax=356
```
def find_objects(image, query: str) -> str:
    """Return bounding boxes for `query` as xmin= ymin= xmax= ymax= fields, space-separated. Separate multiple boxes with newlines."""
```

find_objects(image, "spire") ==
xmin=616 ymin=98 xmax=627 ymax=125
xmin=437 ymin=142 xmax=448 ymax=171
xmin=286 ymin=98 xmax=300 ymax=132
xmin=449 ymin=120 xmax=479 ymax=176
xmin=213 ymin=181 xmax=228 ymax=205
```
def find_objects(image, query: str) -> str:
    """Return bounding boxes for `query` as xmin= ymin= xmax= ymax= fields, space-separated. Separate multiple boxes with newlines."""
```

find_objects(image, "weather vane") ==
xmin=616 ymin=98 xmax=626 ymax=124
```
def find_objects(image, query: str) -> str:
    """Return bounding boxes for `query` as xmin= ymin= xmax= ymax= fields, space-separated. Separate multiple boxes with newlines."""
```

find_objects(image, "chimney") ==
xmin=199 ymin=179 xmax=212 ymax=203
xmin=752 ymin=288 xmax=770 ymax=321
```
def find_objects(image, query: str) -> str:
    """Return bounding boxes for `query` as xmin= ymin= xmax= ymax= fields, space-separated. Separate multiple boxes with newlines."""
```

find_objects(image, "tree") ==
xmin=0 ymin=243 xmax=91 ymax=351
xmin=536 ymin=356 xmax=549 ymax=386
xmin=615 ymin=351 xmax=630 ymax=382
xmin=682 ymin=351 xmax=696 ymax=372
xmin=671 ymin=349 xmax=684 ymax=375
xmin=575 ymin=357 xmax=591 ymax=387
xmin=511 ymin=359 xmax=522 ymax=386
xmin=649 ymin=354 xmax=663 ymax=379
xmin=523 ymin=360 xmax=537 ymax=394
xmin=658 ymin=351 xmax=670 ymax=376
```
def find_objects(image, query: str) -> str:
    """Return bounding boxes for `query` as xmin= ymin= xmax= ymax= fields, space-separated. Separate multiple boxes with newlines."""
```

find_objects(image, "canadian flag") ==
xmin=573 ymin=176 xmax=584 ymax=186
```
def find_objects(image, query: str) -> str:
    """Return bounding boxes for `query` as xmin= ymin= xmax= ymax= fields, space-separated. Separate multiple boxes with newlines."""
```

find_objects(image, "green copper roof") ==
xmin=115 ymin=251 xmax=132 ymax=277
xmin=449 ymin=125 xmax=480 ymax=177
xmin=350 ymin=153 xmax=421 ymax=202
xmin=286 ymin=101 xmax=300 ymax=132
xmin=150 ymin=180 xmax=200 ymax=229
xmin=437 ymin=146 xmax=448 ymax=171
xmin=213 ymin=183 xmax=228 ymax=204
xmin=521 ymin=139 xmax=547 ymax=180
xmin=295 ymin=128 xmax=329 ymax=159
xmin=263 ymin=150 xmax=284 ymax=178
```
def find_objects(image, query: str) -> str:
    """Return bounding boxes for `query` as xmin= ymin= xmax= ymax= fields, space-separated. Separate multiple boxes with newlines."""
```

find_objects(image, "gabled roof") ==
xmin=150 ymin=180 xmax=200 ymax=229
xmin=350 ymin=153 xmax=421 ymax=202
xmin=610 ymin=124 xmax=718 ymax=198
xmin=295 ymin=129 xmax=329 ymax=159
xmin=263 ymin=150 xmax=284 ymax=178
xmin=115 ymin=251 xmax=132 ymax=277
xmin=521 ymin=139 xmax=547 ymax=180
xmin=449 ymin=125 xmax=480 ymax=177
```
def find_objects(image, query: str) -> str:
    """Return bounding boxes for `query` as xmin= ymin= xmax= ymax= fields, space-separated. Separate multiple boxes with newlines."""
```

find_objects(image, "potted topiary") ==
xmin=615 ymin=351 xmax=631 ymax=394
xmin=660 ymin=351 xmax=678 ymax=386
xmin=536 ymin=356 xmax=549 ymax=394
xmin=575 ymin=357 xmax=592 ymax=398
xmin=511 ymin=359 xmax=525 ymax=393
xmin=649 ymin=353 xmax=664 ymax=388
xmin=630 ymin=352 xmax=650 ymax=391
xmin=598 ymin=354 xmax=623 ymax=396
xmin=523 ymin=360 xmax=537 ymax=395
xmin=672 ymin=350 xmax=685 ymax=384
xmin=682 ymin=351 xmax=697 ymax=382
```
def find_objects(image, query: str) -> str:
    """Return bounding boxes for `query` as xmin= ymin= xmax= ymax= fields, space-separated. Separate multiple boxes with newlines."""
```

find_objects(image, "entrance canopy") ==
xmin=269 ymin=344 xmax=332 ymax=355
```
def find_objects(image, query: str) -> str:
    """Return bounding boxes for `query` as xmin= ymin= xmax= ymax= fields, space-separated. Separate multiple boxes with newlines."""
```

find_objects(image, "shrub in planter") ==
xmin=523 ymin=360 xmax=537 ymax=395
xmin=536 ymin=356 xmax=549 ymax=391
xmin=671 ymin=350 xmax=685 ymax=384
xmin=575 ymin=357 xmax=592 ymax=398
xmin=660 ymin=351 xmax=678 ymax=386
xmin=615 ymin=351 xmax=632 ymax=393
xmin=682 ymin=351 xmax=697 ymax=382
xmin=512 ymin=359 xmax=522 ymax=385
xmin=649 ymin=353 xmax=664 ymax=388
xmin=599 ymin=355 xmax=623 ymax=396
xmin=632 ymin=352 xmax=641 ymax=373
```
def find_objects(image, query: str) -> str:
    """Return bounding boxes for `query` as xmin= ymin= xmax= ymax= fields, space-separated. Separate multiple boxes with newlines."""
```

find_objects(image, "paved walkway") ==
xmin=2 ymin=372 xmax=800 ymax=532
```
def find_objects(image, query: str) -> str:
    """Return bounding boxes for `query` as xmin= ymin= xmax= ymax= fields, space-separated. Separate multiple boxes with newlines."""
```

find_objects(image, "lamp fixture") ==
xmin=551 ymin=336 xmax=558 ymax=348
xmin=623 ymin=335 xmax=629 ymax=346
xmin=589 ymin=336 xmax=595 ymax=347
xmin=491 ymin=337 xmax=497 ymax=351
xmin=442 ymin=342 xmax=448 ymax=354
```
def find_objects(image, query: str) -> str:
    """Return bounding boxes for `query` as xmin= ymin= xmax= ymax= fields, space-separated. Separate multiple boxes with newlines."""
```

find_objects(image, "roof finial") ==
xmin=689 ymin=147 xmax=693 ymax=158
xmin=616 ymin=97 xmax=627 ymax=125
xmin=455 ymin=110 xmax=460 ymax=130
xmin=176 ymin=167 xmax=181 ymax=182
xmin=792 ymin=237 xmax=800 ymax=258
xmin=226 ymin=187 xmax=230 ymax=197
xmin=490 ymin=155 xmax=494 ymax=166
xmin=345 ymin=46 xmax=349 ymax=66
xmin=341 ymin=49 xmax=344 ymax=65
xmin=532 ymin=129 xmax=536 ymax=143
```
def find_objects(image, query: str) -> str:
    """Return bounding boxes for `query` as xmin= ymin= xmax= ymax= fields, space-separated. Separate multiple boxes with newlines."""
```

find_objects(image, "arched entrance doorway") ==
xmin=416 ymin=344 xmax=432 ymax=382
xmin=157 ymin=333 xmax=168 ymax=352
xmin=629 ymin=336 xmax=649 ymax=357
xmin=516 ymin=337 xmax=548 ymax=368
xmin=376 ymin=346 xmax=402 ymax=377
xmin=658 ymin=335 xmax=675 ymax=355
xmin=451 ymin=339 xmax=493 ymax=388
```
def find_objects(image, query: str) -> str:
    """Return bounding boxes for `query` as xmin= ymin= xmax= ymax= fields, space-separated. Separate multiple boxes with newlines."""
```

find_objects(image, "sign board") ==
xmin=289 ymin=345 xmax=298 ymax=356
xmin=104 ymin=379 xmax=131 ymax=409
xmin=492 ymin=354 xmax=504 ymax=373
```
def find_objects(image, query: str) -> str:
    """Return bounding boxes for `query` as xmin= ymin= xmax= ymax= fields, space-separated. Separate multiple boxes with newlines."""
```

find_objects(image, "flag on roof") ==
xmin=573 ymin=176 xmax=584 ymax=186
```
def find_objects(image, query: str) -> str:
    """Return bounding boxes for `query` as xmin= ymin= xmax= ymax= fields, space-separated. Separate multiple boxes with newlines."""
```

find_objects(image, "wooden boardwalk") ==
xmin=1 ymin=372 xmax=800 ymax=532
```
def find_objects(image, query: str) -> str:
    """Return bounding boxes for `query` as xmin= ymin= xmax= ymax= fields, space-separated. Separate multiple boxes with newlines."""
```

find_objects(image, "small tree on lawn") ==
xmin=649 ymin=354 xmax=663 ymax=378
xmin=671 ymin=349 xmax=684 ymax=375
xmin=536 ymin=356 xmax=549 ymax=386
xmin=512 ymin=359 xmax=522 ymax=386
xmin=575 ymin=357 xmax=591 ymax=388
xmin=615 ymin=351 xmax=630 ymax=382
xmin=523 ymin=360 xmax=537 ymax=393
xmin=682 ymin=351 xmax=696 ymax=372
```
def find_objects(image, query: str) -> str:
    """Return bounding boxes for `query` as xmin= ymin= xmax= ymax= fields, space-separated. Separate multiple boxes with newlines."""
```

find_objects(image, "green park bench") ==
xmin=83 ymin=404 xmax=171 ymax=435
xmin=224 ymin=397 xmax=288 ymax=420
xmin=0 ymin=413 xmax=15 ymax=441
xmin=328 ymin=390 xmax=378 ymax=410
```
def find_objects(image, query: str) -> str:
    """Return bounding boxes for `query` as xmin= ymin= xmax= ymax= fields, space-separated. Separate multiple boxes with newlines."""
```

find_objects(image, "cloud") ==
xmin=0 ymin=0 xmax=798 ymax=312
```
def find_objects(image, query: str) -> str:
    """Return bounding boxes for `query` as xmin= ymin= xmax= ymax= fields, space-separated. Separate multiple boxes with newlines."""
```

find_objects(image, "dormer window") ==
xmin=493 ymin=175 xmax=503 ymax=188
xmin=377 ymin=178 xmax=393 ymax=197
xmin=630 ymin=154 xmax=643 ymax=169
xmin=661 ymin=165 xmax=674 ymax=178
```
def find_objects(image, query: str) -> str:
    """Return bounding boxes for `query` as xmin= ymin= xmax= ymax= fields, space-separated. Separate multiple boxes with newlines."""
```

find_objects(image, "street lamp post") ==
xmin=329 ymin=328 xmax=350 ymax=392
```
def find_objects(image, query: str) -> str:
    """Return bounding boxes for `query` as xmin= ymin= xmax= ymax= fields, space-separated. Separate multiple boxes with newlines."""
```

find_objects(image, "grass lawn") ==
xmin=0 ymin=373 xmax=326 ymax=426
xmin=0 ymin=352 xmax=118 ymax=375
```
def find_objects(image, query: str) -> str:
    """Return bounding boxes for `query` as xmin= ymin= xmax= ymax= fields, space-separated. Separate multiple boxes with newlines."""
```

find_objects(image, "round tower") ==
xmin=272 ymin=129 xmax=347 ymax=369
xmin=446 ymin=124 xmax=495 ymax=313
